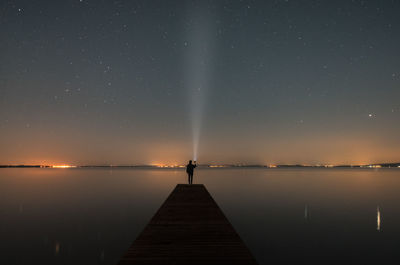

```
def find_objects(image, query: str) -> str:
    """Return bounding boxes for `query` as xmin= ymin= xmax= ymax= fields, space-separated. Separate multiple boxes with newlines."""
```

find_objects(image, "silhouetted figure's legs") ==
xmin=188 ymin=173 xmax=193 ymax=184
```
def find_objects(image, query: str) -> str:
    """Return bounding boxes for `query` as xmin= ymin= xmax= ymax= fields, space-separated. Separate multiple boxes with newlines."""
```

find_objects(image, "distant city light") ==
xmin=153 ymin=164 xmax=184 ymax=168
xmin=51 ymin=165 xmax=76 ymax=168
xmin=368 ymin=165 xmax=382 ymax=168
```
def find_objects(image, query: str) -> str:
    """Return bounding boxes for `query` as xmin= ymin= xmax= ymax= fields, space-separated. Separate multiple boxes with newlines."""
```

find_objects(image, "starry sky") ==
xmin=1 ymin=0 xmax=399 ymax=165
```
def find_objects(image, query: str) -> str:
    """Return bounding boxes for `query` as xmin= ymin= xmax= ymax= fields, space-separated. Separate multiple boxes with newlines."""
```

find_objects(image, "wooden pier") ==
xmin=118 ymin=184 xmax=258 ymax=265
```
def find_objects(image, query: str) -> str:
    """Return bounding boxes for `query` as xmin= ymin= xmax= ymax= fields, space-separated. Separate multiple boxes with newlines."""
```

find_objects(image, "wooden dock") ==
xmin=118 ymin=184 xmax=258 ymax=265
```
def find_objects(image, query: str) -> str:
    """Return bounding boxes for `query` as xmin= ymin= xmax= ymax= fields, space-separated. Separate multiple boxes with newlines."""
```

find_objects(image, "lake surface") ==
xmin=1 ymin=168 xmax=399 ymax=265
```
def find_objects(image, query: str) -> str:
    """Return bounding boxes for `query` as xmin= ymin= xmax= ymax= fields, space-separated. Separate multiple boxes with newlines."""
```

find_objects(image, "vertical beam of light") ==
xmin=184 ymin=5 xmax=215 ymax=162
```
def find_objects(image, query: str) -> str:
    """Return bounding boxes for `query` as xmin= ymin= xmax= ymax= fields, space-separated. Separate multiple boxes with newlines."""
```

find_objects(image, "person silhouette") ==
xmin=186 ymin=160 xmax=197 ymax=185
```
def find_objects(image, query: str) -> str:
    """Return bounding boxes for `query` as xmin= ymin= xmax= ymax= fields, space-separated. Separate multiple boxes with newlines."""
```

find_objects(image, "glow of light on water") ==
xmin=304 ymin=204 xmax=308 ymax=220
xmin=184 ymin=5 xmax=215 ymax=162
xmin=54 ymin=241 xmax=60 ymax=255
xmin=377 ymin=206 xmax=381 ymax=231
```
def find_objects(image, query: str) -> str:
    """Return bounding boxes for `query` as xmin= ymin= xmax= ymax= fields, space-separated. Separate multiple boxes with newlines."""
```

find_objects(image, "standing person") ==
xmin=186 ymin=160 xmax=197 ymax=184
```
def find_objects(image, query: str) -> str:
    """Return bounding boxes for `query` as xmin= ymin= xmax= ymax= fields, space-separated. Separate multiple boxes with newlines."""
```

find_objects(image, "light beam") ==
xmin=184 ymin=5 xmax=215 ymax=162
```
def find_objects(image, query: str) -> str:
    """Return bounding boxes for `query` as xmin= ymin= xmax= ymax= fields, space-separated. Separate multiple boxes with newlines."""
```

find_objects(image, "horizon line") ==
xmin=1 ymin=162 xmax=400 ymax=169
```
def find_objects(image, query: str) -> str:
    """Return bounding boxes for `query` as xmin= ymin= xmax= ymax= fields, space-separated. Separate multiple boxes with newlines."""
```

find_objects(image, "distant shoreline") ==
xmin=1 ymin=163 xmax=400 ymax=169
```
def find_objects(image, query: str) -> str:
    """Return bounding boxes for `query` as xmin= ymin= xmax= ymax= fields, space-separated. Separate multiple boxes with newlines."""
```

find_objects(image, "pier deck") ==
xmin=118 ymin=184 xmax=258 ymax=265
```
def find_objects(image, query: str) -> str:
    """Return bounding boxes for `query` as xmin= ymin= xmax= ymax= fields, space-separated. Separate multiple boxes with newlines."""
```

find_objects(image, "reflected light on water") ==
xmin=304 ymin=204 xmax=308 ymax=221
xmin=55 ymin=241 xmax=60 ymax=256
xmin=377 ymin=206 xmax=381 ymax=231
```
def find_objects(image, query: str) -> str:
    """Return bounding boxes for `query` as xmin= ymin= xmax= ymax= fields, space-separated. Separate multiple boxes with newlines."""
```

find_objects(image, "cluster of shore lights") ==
xmin=40 ymin=164 xmax=399 ymax=169
xmin=367 ymin=165 xmax=382 ymax=168
xmin=154 ymin=164 xmax=185 ymax=168
xmin=51 ymin=165 xmax=76 ymax=168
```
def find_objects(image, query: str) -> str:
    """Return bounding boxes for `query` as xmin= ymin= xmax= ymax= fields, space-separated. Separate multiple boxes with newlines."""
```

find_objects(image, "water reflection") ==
xmin=304 ymin=204 xmax=308 ymax=221
xmin=1 ymin=168 xmax=400 ymax=265
xmin=377 ymin=206 xmax=381 ymax=231
xmin=43 ymin=236 xmax=49 ymax=246
xmin=54 ymin=241 xmax=60 ymax=256
xmin=100 ymin=250 xmax=105 ymax=262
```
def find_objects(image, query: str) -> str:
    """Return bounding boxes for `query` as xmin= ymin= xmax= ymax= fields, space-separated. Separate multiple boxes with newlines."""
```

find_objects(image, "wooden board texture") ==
xmin=118 ymin=184 xmax=258 ymax=265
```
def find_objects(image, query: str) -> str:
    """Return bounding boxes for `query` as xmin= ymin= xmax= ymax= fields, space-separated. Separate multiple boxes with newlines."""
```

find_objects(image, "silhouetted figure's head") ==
xmin=189 ymin=160 xmax=192 ymax=164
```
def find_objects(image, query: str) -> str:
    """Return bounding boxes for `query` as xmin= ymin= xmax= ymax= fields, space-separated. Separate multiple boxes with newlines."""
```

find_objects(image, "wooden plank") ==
xmin=118 ymin=184 xmax=258 ymax=265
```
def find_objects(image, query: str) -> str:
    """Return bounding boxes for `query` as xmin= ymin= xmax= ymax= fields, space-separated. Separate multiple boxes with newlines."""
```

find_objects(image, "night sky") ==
xmin=1 ymin=0 xmax=399 ymax=165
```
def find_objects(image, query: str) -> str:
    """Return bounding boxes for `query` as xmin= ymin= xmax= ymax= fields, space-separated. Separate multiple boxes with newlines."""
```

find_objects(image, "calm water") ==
xmin=1 ymin=168 xmax=399 ymax=264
